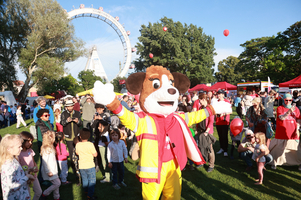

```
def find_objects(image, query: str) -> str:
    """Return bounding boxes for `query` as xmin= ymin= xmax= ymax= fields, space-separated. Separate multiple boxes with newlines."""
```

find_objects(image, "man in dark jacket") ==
xmin=61 ymin=99 xmax=82 ymax=173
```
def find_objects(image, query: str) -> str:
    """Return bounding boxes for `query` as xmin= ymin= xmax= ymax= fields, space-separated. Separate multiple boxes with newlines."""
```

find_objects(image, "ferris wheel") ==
xmin=67 ymin=4 xmax=135 ymax=79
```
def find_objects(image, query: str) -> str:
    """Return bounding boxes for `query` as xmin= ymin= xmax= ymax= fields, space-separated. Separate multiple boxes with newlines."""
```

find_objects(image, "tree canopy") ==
xmin=237 ymin=21 xmax=301 ymax=84
xmin=111 ymin=76 xmax=127 ymax=93
xmin=0 ymin=0 xmax=28 ymax=93
xmin=1 ymin=0 xmax=85 ymax=102
xmin=38 ymin=74 xmax=83 ymax=97
xmin=78 ymin=70 xmax=104 ymax=91
xmin=215 ymin=56 xmax=241 ymax=85
xmin=134 ymin=17 xmax=216 ymax=87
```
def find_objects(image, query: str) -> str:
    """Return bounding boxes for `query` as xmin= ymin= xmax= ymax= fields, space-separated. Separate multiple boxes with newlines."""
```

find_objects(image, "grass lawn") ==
xmin=1 ymin=111 xmax=301 ymax=200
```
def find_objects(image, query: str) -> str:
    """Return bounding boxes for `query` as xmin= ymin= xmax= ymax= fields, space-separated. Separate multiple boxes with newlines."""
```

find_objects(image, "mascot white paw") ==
xmin=93 ymin=80 xmax=116 ymax=105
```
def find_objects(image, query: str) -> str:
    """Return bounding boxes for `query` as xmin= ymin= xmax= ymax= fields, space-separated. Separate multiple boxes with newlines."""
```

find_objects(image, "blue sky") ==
xmin=17 ymin=0 xmax=301 ymax=82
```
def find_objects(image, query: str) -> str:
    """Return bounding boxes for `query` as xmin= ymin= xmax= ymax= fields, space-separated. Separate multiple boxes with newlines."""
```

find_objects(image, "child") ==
xmin=16 ymin=105 xmax=27 ymax=129
xmin=0 ymin=134 xmax=35 ymax=200
xmin=55 ymin=132 xmax=70 ymax=185
xmin=40 ymin=130 xmax=61 ymax=200
xmin=95 ymin=119 xmax=111 ymax=183
xmin=252 ymin=132 xmax=269 ymax=185
xmin=107 ymin=129 xmax=128 ymax=190
xmin=72 ymin=136 xmax=81 ymax=186
xmin=54 ymin=105 xmax=63 ymax=132
xmin=76 ymin=128 xmax=98 ymax=200
xmin=18 ymin=131 xmax=42 ymax=200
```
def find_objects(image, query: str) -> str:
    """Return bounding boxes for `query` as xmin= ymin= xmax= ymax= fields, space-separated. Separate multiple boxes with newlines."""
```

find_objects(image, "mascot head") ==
xmin=126 ymin=65 xmax=190 ymax=115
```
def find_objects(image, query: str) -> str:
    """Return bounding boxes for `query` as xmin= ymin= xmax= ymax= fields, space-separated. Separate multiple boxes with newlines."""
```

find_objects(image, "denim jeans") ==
xmin=80 ymin=167 xmax=96 ymax=197
xmin=111 ymin=162 xmax=124 ymax=185
xmin=240 ymin=151 xmax=273 ymax=167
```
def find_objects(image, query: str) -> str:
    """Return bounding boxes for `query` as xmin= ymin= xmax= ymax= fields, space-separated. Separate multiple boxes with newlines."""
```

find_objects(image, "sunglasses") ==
xmin=43 ymin=114 xmax=50 ymax=117
xmin=284 ymin=99 xmax=292 ymax=102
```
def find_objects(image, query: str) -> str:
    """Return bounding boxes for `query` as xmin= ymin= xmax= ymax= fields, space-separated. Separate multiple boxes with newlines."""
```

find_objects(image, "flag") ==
xmin=268 ymin=77 xmax=271 ymax=93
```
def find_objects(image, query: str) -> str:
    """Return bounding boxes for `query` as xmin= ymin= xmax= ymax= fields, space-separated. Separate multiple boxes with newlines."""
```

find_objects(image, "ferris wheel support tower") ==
xmin=67 ymin=6 xmax=132 ymax=79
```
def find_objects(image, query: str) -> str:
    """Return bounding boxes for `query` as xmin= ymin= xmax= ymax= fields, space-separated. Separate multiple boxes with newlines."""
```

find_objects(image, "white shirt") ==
xmin=107 ymin=140 xmax=128 ymax=163
xmin=98 ymin=132 xmax=110 ymax=147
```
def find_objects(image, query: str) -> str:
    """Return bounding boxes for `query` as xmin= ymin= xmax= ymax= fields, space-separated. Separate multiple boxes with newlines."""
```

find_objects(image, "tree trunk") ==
xmin=16 ymin=76 xmax=32 ymax=103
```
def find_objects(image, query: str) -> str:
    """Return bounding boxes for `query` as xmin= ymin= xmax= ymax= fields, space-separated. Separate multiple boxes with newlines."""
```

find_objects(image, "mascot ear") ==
xmin=172 ymin=72 xmax=190 ymax=94
xmin=126 ymin=72 xmax=146 ymax=95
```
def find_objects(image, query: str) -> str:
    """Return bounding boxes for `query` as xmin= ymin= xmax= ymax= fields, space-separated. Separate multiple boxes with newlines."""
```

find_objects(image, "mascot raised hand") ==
xmin=94 ymin=65 xmax=218 ymax=200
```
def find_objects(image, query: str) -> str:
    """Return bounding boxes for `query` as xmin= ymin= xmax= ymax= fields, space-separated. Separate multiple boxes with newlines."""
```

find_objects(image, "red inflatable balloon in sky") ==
xmin=163 ymin=27 xmax=168 ymax=32
xmin=149 ymin=53 xmax=153 ymax=58
xmin=230 ymin=118 xmax=243 ymax=136
xmin=223 ymin=29 xmax=229 ymax=37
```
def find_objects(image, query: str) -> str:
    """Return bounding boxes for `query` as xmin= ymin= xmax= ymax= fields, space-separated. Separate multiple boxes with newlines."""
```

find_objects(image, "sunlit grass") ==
xmin=1 ymin=110 xmax=301 ymax=200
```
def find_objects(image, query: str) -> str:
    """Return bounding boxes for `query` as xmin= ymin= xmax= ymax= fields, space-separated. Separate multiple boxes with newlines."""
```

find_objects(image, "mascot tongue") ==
xmin=158 ymin=101 xmax=174 ymax=107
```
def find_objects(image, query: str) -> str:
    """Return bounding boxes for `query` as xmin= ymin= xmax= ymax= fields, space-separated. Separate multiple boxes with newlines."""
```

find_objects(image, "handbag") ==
xmin=265 ymin=121 xmax=274 ymax=139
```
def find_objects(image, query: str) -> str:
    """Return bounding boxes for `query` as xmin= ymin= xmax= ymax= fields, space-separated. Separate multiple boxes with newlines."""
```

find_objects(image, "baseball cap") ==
xmin=217 ymin=89 xmax=224 ymax=94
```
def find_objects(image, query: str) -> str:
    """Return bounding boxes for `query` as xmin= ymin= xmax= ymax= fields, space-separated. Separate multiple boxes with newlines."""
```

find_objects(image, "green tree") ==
xmin=134 ymin=17 xmax=216 ymax=87
xmin=237 ymin=21 xmax=301 ymax=84
xmin=111 ymin=76 xmax=127 ymax=93
xmin=78 ymin=70 xmax=104 ymax=91
xmin=215 ymin=56 xmax=241 ymax=85
xmin=0 ymin=0 xmax=28 ymax=93
xmin=38 ymin=74 xmax=83 ymax=96
xmin=12 ymin=0 xmax=85 ymax=102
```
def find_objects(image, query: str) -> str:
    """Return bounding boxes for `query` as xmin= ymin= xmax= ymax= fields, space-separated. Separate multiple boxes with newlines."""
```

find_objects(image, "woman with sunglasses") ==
xmin=35 ymin=108 xmax=54 ymax=183
xmin=269 ymin=93 xmax=301 ymax=170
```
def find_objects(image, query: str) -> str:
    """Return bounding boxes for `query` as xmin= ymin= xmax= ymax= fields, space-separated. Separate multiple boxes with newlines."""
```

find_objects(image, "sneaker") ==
xmin=216 ymin=149 xmax=224 ymax=154
xmin=100 ymin=179 xmax=110 ymax=183
xmin=188 ymin=165 xmax=195 ymax=170
xmin=119 ymin=181 xmax=127 ymax=187
xmin=61 ymin=181 xmax=71 ymax=185
xmin=271 ymin=165 xmax=277 ymax=170
xmin=207 ymin=167 xmax=214 ymax=173
xmin=113 ymin=184 xmax=121 ymax=190
xmin=224 ymin=152 xmax=228 ymax=157
xmin=196 ymin=164 xmax=203 ymax=168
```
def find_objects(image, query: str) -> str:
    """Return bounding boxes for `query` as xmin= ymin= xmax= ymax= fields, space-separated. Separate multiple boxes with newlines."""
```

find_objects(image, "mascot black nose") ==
xmin=168 ymin=88 xmax=176 ymax=95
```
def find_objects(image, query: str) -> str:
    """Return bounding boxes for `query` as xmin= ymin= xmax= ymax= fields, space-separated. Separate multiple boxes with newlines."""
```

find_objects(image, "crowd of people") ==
xmin=0 ymin=88 xmax=301 ymax=199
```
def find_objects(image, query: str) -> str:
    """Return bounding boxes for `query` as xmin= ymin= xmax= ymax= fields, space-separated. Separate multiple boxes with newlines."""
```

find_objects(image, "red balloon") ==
xmin=163 ymin=27 xmax=168 ymax=32
xmin=223 ymin=29 xmax=229 ymax=37
xmin=230 ymin=118 xmax=243 ymax=136
xmin=149 ymin=53 xmax=153 ymax=58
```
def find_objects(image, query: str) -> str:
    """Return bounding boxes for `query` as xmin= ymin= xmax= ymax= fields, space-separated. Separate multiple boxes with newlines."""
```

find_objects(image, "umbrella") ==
xmin=44 ymin=95 xmax=55 ymax=99
xmin=188 ymin=84 xmax=209 ymax=92
xmin=208 ymin=81 xmax=237 ymax=91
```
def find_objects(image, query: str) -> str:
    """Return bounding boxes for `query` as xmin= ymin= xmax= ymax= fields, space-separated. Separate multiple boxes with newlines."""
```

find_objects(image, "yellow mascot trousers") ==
xmin=142 ymin=159 xmax=182 ymax=200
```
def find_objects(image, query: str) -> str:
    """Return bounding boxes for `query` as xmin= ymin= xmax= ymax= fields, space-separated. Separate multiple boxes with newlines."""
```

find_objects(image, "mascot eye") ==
xmin=152 ymin=79 xmax=160 ymax=89
xmin=170 ymin=80 xmax=174 ymax=85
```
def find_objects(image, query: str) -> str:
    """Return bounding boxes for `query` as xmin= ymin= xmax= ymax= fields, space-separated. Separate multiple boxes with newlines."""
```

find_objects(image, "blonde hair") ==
xmin=255 ymin=132 xmax=266 ymax=145
xmin=40 ymin=131 xmax=56 ymax=156
xmin=0 ymin=134 xmax=22 ymax=172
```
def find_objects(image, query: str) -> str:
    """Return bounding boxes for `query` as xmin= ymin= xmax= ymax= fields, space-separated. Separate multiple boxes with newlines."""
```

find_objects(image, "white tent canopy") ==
xmin=0 ymin=91 xmax=17 ymax=106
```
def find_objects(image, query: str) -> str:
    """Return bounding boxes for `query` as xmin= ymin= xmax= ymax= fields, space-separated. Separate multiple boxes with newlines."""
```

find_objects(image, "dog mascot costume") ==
xmin=93 ymin=65 xmax=217 ymax=200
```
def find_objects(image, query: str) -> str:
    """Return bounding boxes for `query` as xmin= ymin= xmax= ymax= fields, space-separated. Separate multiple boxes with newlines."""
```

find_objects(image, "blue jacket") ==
xmin=33 ymin=105 xmax=54 ymax=125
